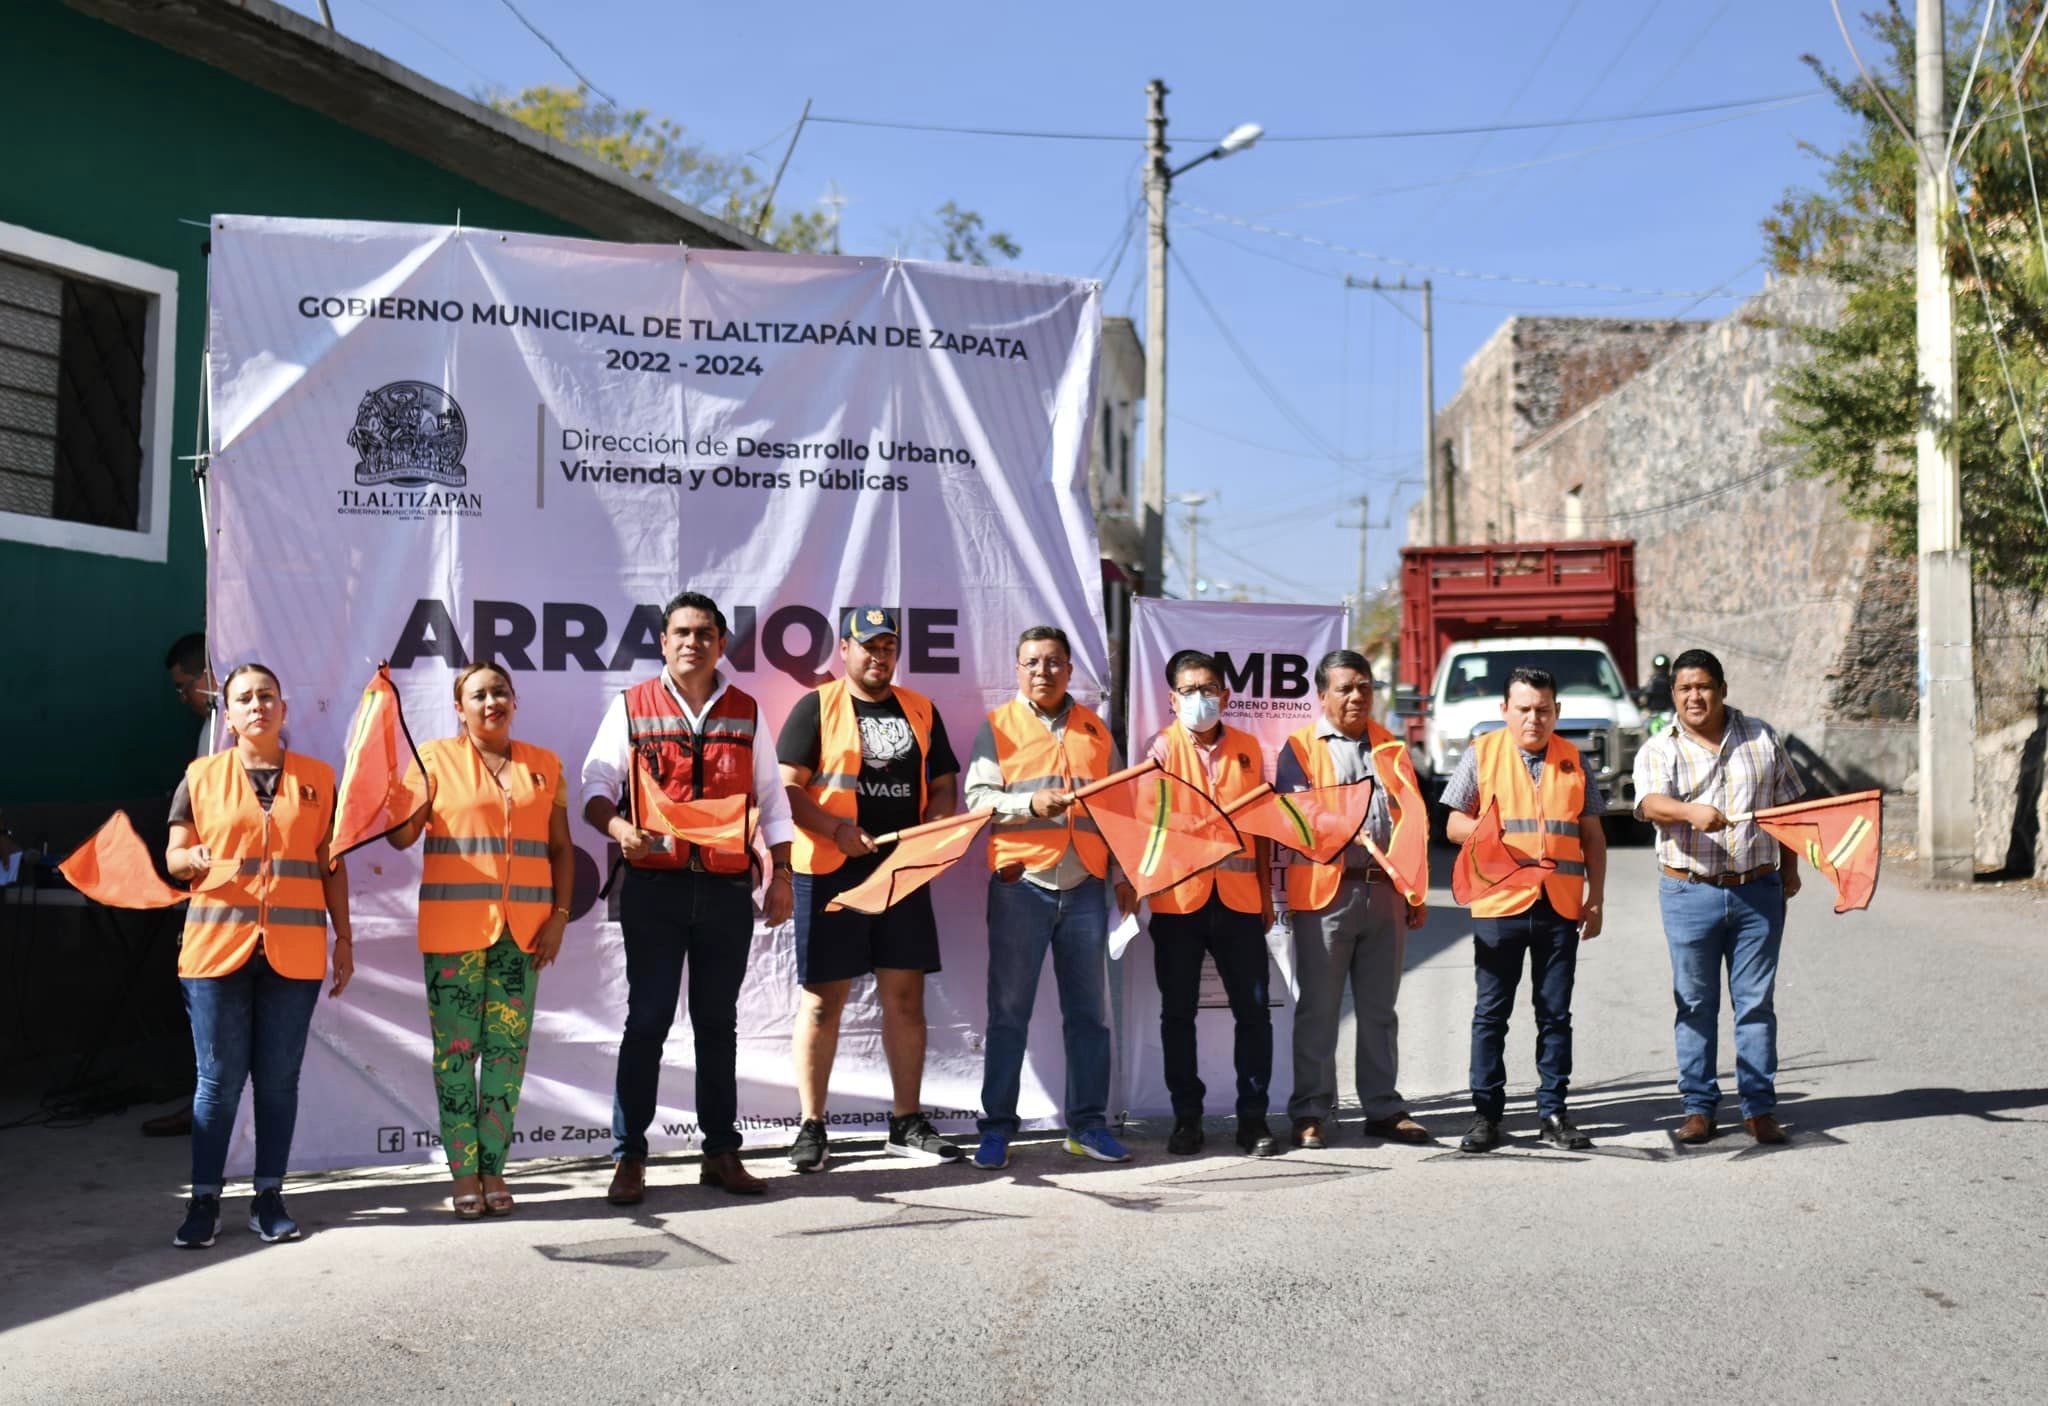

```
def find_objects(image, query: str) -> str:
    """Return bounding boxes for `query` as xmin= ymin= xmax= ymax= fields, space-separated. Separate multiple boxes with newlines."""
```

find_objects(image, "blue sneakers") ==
xmin=172 ymin=1193 xmax=219 ymax=1249
xmin=972 ymin=1133 xmax=1010 ymax=1170
xmin=248 ymin=1188 xmax=301 ymax=1243
xmin=1064 ymin=1128 xmax=1132 ymax=1163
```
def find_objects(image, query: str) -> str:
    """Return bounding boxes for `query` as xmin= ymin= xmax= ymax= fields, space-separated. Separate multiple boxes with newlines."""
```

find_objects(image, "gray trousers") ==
xmin=1288 ymin=876 xmax=1406 ymax=1122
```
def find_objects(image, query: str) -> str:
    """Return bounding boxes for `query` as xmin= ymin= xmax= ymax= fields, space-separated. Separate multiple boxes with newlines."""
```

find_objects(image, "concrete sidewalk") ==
xmin=2 ymin=845 xmax=2044 ymax=1404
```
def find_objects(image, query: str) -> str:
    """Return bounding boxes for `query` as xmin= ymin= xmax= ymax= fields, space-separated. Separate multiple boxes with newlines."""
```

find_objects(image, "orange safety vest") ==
xmin=791 ymin=678 xmax=933 ymax=876
xmin=985 ymin=697 xmax=1114 ymax=878
xmin=1469 ymin=728 xmax=1587 ymax=919
xmin=625 ymin=676 xmax=758 ymax=874
xmin=1151 ymin=720 xmax=1266 ymax=915
xmin=415 ymin=737 xmax=562 ymax=953
xmin=179 ymin=750 xmax=333 ymax=980
xmin=1281 ymin=719 xmax=1418 ymax=915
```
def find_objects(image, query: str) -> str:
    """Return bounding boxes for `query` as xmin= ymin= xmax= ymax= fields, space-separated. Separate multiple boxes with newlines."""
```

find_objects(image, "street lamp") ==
xmin=1139 ymin=80 xmax=1262 ymax=597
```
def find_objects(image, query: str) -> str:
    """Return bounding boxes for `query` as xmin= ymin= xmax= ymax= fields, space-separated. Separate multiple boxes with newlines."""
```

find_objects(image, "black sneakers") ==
xmin=886 ymin=1112 xmax=964 ymax=1163
xmin=788 ymin=1118 xmax=830 ymax=1172
xmin=1167 ymin=1117 xmax=1205 ymax=1155
xmin=1459 ymin=1116 xmax=1503 ymax=1154
xmin=1538 ymin=1114 xmax=1592 ymax=1150
xmin=172 ymin=1193 xmax=219 ymax=1249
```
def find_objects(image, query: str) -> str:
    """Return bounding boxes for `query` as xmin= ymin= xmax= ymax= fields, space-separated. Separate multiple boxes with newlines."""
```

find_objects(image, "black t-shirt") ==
xmin=778 ymin=690 xmax=959 ymax=837
xmin=169 ymin=766 xmax=280 ymax=822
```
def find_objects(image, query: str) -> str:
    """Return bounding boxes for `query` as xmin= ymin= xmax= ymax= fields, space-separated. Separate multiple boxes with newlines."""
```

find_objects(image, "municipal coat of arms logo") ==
xmin=347 ymin=381 xmax=468 ymax=488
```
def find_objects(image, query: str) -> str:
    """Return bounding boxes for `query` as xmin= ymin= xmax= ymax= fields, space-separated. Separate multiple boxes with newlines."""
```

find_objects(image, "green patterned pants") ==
xmin=423 ymin=934 xmax=537 ymax=1177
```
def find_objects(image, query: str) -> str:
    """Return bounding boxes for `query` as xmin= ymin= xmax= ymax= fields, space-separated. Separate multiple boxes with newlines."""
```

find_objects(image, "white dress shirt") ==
xmin=579 ymin=669 xmax=794 ymax=846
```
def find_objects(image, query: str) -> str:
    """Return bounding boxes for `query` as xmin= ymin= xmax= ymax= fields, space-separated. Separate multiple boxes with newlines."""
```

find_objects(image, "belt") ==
xmin=1661 ymin=863 xmax=1776 ymax=888
xmin=1341 ymin=863 xmax=1388 ymax=883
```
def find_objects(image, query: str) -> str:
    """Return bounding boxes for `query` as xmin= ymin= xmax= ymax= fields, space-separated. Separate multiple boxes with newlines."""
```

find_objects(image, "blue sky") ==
xmin=277 ymin=0 xmax=1866 ymax=603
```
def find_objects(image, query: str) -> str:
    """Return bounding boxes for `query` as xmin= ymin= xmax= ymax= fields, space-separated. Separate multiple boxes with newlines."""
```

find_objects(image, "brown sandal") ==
xmin=482 ymin=1189 xmax=514 ymax=1216
xmin=452 ymin=1193 xmax=485 ymax=1220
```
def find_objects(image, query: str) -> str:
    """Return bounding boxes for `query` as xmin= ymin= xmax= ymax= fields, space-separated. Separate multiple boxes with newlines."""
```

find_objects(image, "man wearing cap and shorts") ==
xmin=778 ymin=607 xmax=964 ymax=1170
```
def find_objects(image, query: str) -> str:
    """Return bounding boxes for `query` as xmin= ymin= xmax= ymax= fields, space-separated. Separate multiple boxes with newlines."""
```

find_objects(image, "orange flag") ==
xmin=1450 ymin=798 xmax=1556 ymax=908
xmin=1371 ymin=745 xmax=1431 ymax=907
xmin=330 ymin=662 xmax=426 ymax=867
xmin=632 ymin=759 xmax=751 ymax=854
xmin=1226 ymin=781 xmax=1370 ymax=865
xmin=1746 ymin=789 xmax=1883 ymax=913
xmin=1079 ymin=760 xmax=1246 ymax=901
xmin=825 ymin=811 xmax=993 ymax=914
xmin=58 ymin=811 xmax=234 ymax=909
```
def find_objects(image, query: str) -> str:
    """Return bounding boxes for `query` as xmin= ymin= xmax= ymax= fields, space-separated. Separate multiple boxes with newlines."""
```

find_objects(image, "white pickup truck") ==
xmin=1412 ymin=634 xmax=1647 ymax=830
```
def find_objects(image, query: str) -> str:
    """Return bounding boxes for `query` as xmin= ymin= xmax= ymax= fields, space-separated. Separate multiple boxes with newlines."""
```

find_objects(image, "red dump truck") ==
xmin=1395 ymin=540 xmax=1645 ymax=815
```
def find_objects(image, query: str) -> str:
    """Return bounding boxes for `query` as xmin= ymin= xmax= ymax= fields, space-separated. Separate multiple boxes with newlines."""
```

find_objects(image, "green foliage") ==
xmin=934 ymin=201 xmax=1022 ymax=265
xmin=1766 ymin=2 xmax=2048 ymax=590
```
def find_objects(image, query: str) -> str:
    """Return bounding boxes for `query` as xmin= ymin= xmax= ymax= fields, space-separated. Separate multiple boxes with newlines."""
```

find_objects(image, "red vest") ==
xmin=625 ymin=676 xmax=758 ymax=874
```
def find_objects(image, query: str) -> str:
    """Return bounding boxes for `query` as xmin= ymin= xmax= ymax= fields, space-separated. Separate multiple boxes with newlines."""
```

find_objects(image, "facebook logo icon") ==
xmin=376 ymin=1127 xmax=405 ymax=1154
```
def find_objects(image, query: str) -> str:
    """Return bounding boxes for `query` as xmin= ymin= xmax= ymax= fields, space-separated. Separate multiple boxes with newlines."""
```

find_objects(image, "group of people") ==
xmin=157 ymin=590 xmax=1808 ymax=1250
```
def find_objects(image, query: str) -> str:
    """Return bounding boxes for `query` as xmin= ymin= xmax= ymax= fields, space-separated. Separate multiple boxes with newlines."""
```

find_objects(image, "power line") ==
xmin=494 ymin=0 xmax=617 ymax=107
xmin=802 ymin=91 xmax=1823 ymax=145
xmin=1172 ymin=410 xmax=1407 ymax=466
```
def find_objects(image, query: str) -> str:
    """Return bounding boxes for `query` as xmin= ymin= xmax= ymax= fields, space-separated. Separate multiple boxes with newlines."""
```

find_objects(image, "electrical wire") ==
xmin=495 ymin=0 xmax=618 ymax=107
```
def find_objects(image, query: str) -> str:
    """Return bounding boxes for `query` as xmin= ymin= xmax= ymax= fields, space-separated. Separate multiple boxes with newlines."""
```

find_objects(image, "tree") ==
xmin=934 ymin=201 xmax=1022 ymax=266
xmin=1766 ymin=2 xmax=2048 ymax=590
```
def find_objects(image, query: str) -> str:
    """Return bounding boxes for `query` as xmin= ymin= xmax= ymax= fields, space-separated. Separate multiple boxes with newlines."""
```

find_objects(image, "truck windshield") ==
xmin=1442 ymin=649 xmax=1626 ymax=702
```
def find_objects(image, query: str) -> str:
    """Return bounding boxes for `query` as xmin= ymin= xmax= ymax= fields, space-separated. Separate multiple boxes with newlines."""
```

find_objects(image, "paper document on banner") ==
xmin=1746 ymin=789 xmax=1883 ymax=913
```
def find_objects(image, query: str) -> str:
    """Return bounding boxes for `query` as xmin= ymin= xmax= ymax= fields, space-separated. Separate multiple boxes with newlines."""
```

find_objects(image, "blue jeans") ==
xmin=979 ymin=875 xmax=1111 ymax=1136
xmin=1659 ymin=872 xmax=1786 ymax=1119
xmin=1470 ymin=897 xmax=1579 ymax=1122
xmin=611 ymin=867 xmax=755 ymax=1161
xmin=182 ymin=951 xmax=322 ymax=1196
xmin=1150 ymin=896 xmax=1272 ymax=1120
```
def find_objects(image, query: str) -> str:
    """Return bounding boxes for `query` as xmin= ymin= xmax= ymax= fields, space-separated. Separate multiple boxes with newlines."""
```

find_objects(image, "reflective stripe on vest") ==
xmin=1151 ymin=721 xmax=1266 ymax=916
xmin=624 ymin=677 xmax=757 ymax=875
xmin=792 ymin=679 xmax=934 ymax=876
xmin=1279 ymin=719 xmax=1408 ymax=915
xmin=1470 ymin=729 xmax=1587 ymax=920
xmin=179 ymin=750 xmax=333 ymax=980
xmin=414 ymin=736 xmax=562 ymax=953
xmin=985 ymin=699 xmax=1114 ymax=878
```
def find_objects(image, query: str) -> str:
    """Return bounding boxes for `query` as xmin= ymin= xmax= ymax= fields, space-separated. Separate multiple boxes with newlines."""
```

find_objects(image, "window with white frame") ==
xmin=0 ymin=221 xmax=177 ymax=562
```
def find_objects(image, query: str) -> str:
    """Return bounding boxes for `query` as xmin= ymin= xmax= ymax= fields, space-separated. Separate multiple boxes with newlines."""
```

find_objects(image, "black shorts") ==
xmin=791 ymin=859 xmax=941 ymax=985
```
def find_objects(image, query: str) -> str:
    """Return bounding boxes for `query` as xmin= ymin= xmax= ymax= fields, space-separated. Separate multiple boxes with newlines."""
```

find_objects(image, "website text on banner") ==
xmin=206 ymin=216 xmax=1109 ymax=1171
xmin=1120 ymin=599 xmax=1347 ymax=1118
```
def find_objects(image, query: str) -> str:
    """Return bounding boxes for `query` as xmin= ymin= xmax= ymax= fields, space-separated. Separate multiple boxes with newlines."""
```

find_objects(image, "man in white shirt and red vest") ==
xmin=581 ymin=591 xmax=795 ymax=1204
xmin=1141 ymin=649 xmax=1279 ymax=1158
xmin=1275 ymin=649 xmax=1431 ymax=1150
xmin=777 ymin=606 xmax=963 ymax=1172
xmin=1442 ymin=665 xmax=1607 ymax=1154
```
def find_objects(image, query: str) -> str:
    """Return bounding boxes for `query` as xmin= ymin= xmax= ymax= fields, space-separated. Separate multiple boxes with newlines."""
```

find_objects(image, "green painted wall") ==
xmin=0 ymin=0 xmax=591 ymax=805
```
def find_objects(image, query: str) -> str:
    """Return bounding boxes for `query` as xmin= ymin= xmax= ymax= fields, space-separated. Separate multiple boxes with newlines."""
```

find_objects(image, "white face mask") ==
xmin=1176 ymin=692 xmax=1222 ymax=732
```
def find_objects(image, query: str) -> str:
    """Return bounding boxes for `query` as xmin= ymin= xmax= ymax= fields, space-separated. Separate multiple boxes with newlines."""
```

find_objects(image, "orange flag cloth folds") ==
xmin=631 ymin=760 xmax=752 ymax=854
xmin=59 ymin=811 xmax=234 ymax=909
xmin=1079 ymin=760 xmax=1246 ymax=901
xmin=1746 ymin=789 xmax=1883 ymax=913
xmin=1372 ymin=752 xmax=1431 ymax=907
xmin=825 ymin=811 xmax=993 ymax=915
xmin=329 ymin=662 xmax=426 ymax=868
xmin=1450 ymin=798 xmax=1556 ymax=908
xmin=1225 ymin=781 xmax=1371 ymax=865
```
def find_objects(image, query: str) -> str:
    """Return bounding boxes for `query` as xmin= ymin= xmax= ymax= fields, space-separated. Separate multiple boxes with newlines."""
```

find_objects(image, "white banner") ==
xmin=205 ymin=215 xmax=1108 ymax=1170
xmin=1118 ymin=598 xmax=1347 ymax=1117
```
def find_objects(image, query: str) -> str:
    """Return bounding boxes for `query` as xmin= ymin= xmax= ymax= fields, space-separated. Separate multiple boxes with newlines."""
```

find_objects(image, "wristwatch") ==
xmin=772 ymin=861 xmax=793 ymax=878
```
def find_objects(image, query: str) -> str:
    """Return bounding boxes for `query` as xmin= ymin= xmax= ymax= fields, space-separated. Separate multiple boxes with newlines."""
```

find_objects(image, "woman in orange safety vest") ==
xmin=390 ymin=661 xmax=573 ymax=1218
xmin=164 ymin=662 xmax=352 ymax=1251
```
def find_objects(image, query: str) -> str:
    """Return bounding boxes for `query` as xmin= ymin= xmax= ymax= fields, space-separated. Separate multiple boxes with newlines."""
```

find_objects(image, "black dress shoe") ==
xmin=1236 ymin=1118 xmax=1280 ymax=1157
xmin=1458 ymin=1116 xmax=1502 ymax=1154
xmin=1167 ymin=1118 xmax=1205 ymax=1156
xmin=1538 ymin=1114 xmax=1592 ymax=1150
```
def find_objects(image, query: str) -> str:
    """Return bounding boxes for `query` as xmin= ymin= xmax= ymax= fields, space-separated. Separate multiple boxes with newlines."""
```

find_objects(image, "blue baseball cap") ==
xmin=841 ymin=606 xmax=900 ymax=643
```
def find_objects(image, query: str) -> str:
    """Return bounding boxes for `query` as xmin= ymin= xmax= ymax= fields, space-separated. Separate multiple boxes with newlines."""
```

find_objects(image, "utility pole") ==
xmin=1140 ymin=79 xmax=1171 ymax=597
xmin=1344 ymin=276 xmax=1435 ymax=543
xmin=1914 ymin=0 xmax=1976 ymax=881
xmin=1168 ymin=490 xmax=1213 ymax=597
xmin=1337 ymin=492 xmax=1370 ymax=616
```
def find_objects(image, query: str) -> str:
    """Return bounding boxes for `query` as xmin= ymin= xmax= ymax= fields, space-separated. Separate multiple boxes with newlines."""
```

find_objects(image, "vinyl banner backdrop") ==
xmin=1119 ymin=598 xmax=1346 ymax=1118
xmin=206 ymin=215 xmax=1109 ymax=1171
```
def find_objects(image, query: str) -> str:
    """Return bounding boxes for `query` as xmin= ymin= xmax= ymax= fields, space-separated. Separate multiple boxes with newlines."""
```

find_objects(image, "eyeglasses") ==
xmin=1172 ymin=684 xmax=1222 ymax=700
xmin=1016 ymin=657 xmax=1070 ymax=674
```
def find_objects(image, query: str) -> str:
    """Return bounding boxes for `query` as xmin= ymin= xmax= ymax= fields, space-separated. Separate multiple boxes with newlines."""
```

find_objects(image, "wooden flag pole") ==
xmin=1723 ymin=788 xmax=1883 ymax=827
xmin=867 ymin=811 xmax=992 ymax=849
xmin=1068 ymin=758 xmax=1161 ymax=802
xmin=1224 ymin=782 xmax=1275 ymax=814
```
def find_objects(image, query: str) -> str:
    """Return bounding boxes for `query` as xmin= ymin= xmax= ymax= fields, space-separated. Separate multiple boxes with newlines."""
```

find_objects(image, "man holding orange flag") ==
xmin=1442 ymin=666 xmax=1606 ymax=1154
xmin=1141 ymin=650 xmax=1279 ymax=1159
xmin=778 ymin=606 xmax=963 ymax=1172
xmin=964 ymin=625 xmax=1137 ymax=1170
xmin=1276 ymin=650 xmax=1431 ymax=1150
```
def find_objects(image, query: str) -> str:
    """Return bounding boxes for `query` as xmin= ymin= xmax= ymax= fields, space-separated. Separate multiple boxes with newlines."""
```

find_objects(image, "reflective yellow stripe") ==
xmin=419 ymin=883 xmax=503 ymax=902
xmin=424 ymin=836 xmax=508 ymax=855
xmin=270 ymin=859 xmax=322 ymax=879
xmin=266 ymin=906 xmax=329 ymax=928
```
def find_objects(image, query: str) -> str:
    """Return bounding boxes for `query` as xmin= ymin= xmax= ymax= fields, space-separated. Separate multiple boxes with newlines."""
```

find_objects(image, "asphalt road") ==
xmin=3 ymin=841 xmax=2044 ymax=1404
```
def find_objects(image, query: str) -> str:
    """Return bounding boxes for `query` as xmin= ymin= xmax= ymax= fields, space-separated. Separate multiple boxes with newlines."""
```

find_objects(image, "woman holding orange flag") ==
xmin=390 ymin=661 xmax=572 ymax=1218
xmin=164 ymin=663 xmax=352 ymax=1250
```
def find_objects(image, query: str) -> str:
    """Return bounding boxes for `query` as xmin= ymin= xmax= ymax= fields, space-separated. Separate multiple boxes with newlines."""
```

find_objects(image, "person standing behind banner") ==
xmin=964 ymin=625 xmax=1137 ymax=1171
xmin=1142 ymin=649 xmax=1279 ymax=1159
xmin=1276 ymin=649 xmax=1431 ymax=1151
xmin=1442 ymin=666 xmax=1606 ymax=1155
xmin=163 ymin=663 xmax=353 ymax=1250
xmin=387 ymin=661 xmax=572 ymax=1218
xmin=1632 ymin=648 xmax=1804 ymax=1147
xmin=777 ymin=606 xmax=964 ymax=1172
xmin=581 ymin=591 xmax=795 ymax=1206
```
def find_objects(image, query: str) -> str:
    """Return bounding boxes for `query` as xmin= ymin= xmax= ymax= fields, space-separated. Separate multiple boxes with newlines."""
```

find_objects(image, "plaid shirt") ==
xmin=1631 ymin=708 xmax=1804 ymax=874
